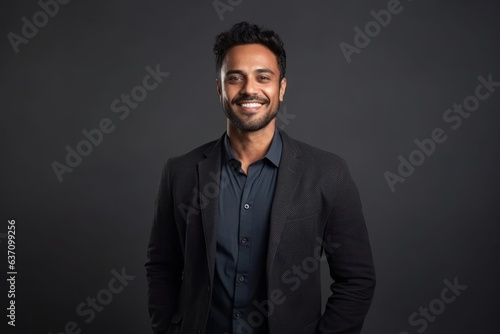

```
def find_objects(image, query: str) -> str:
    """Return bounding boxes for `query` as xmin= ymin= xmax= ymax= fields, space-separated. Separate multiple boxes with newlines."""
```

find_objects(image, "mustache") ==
xmin=233 ymin=96 xmax=269 ymax=104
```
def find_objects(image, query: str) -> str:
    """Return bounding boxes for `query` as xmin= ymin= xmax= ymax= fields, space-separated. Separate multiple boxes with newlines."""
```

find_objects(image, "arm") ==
xmin=318 ymin=158 xmax=376 ymax=333
xmin=145 ymin=159 xmax=184 ymax=333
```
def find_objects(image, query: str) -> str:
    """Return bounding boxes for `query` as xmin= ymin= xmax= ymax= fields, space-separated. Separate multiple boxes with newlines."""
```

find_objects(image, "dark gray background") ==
xmin=1 ymin=0 xmax=499 ymax=333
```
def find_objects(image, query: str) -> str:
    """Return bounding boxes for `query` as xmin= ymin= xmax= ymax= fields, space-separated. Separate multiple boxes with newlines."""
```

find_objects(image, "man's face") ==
xmin=217 ymin=43 xmax=287 ymax=132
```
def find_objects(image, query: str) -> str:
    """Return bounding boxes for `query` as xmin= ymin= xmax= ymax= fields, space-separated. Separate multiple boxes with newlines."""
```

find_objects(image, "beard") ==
xmin=222 ymin=98 xmax=281 ymax=132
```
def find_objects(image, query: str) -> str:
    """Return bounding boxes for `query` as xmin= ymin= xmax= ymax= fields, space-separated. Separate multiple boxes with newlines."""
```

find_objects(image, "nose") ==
xmin=240 ymin=77 xmax=258 ymax=95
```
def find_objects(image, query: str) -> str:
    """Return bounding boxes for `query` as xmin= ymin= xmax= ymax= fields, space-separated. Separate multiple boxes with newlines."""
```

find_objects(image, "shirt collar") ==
xmin=222 ymin=127 xmax=282 ymax=167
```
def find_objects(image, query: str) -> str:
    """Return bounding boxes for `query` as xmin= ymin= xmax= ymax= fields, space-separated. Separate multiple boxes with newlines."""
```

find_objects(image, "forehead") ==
xmin=221 ymin=44 xmax=279 ymax=72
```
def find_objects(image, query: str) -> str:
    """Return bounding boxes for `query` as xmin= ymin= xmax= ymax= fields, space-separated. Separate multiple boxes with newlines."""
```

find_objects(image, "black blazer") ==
xmin=145 ymin=129 xmax=376 ymax=334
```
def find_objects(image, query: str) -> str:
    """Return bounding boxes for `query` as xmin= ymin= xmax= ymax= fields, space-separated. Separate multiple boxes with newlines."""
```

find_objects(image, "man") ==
xmin=145 ymin=21 xmax=376 ymax=334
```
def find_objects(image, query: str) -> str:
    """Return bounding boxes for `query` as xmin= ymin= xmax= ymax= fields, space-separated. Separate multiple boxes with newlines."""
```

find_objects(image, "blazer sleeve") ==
xmin=145 ymin=159 xmax=184 ymax=333
xmin=318 ymin=158 xmax=376 ymax=333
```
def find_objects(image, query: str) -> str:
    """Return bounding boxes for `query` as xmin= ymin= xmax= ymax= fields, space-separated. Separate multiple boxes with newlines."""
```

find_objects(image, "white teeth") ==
xmin=241 ymin=103 xmax=262 ymax=108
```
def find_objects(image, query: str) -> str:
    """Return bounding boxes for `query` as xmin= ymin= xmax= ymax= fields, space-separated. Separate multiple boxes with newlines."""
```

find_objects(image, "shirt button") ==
xmin=238 ymin=275 xmax=246 ymax=282
xmin=244 ymin=203 xmax=250 ymax=209
xmin=235 ymin=311 xmax=242 ymax=318
xmin=240 ymin=237 xmax=248 ymax=244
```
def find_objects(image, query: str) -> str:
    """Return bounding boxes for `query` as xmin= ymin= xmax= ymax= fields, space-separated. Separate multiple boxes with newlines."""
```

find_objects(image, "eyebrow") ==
xmin=225 ymin=68 xmax=276 ymax=76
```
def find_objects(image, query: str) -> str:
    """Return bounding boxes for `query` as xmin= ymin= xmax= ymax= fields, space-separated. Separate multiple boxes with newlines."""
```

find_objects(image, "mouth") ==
xmin=236 ymin=101 xmax=266 ymax=112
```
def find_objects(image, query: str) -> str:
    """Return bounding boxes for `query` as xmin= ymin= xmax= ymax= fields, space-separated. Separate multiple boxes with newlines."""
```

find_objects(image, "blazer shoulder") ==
xmin=283 ymin=132 xmax=358 ymax=197
xmin=169 ymin=138 xmax=217 ymax=166
xmin=284 ymin=131 xmax=347 ymax=170
xmin=165 ymin=135 xmax=222 ymax=174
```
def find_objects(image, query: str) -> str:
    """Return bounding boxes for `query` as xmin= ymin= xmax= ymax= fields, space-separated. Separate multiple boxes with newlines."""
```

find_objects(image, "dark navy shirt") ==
xmin=206 ymin=128 xmax=282 ymax=334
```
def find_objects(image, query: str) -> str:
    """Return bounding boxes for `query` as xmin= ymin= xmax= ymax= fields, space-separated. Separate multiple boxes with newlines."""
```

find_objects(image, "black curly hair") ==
xmin=213 ymin=21 xmax=287 ymax=81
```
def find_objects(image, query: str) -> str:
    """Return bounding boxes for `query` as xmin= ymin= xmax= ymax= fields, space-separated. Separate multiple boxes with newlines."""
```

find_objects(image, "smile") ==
xmin=239 ymin=102 xmax=263 ymax=108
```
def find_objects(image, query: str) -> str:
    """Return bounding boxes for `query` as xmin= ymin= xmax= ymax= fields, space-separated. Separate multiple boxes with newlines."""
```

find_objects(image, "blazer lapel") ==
xmin=267 ymin=129 xmax=303 ymax=276
xmin=197 ymin=133 xmax=224 ymax=286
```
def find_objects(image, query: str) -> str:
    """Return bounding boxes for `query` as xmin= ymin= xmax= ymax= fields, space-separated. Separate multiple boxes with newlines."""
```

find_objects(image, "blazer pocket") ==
xmin=302 ymin=316 xmax=320 ymax=334
xmin=167 ymin=312 xmax=183 ymax=334
xmin=286 ymin=212 xmax=318 ymax=223
xmin=285 ymin=212 xmax=319 ymax=234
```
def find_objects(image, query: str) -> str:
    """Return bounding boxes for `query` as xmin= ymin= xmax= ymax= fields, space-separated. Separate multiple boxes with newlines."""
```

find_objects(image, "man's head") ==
xmin=213 ymin=22 xmax=287 ymax=132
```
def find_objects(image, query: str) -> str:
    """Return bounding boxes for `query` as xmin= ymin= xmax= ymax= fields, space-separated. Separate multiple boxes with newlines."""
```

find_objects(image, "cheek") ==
xmin=223 ymin=87 xmax=238 ymax=101
xmin=263 ymin=87 xmax=279 ymax=100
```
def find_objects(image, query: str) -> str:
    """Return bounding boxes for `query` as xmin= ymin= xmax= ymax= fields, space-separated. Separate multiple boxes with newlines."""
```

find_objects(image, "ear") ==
xmin=216 ymin=78 xmax=222 ymax=103
xmin=279 ymin=77 xmax=287 ymax=102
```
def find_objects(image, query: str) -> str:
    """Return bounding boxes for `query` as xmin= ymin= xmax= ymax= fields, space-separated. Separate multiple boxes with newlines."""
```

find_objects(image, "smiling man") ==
xmin=145 ymin=22 xmax=376 ymax=334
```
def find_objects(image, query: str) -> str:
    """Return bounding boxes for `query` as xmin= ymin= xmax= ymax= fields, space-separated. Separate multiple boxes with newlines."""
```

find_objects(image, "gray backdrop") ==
xmin=1 ymin=0 xmax=499 ymax=333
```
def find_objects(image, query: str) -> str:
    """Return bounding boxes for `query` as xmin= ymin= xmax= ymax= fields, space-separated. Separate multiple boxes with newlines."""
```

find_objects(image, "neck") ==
xmin=226 ymin=121 xmax=276 ymax=167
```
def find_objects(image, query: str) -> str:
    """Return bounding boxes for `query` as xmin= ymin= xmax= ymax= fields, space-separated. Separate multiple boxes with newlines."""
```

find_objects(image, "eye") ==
xmin=227 ymin=76 xmax=242 ymax=82
xmin=259 ymin=76 xmax=270 ymax=81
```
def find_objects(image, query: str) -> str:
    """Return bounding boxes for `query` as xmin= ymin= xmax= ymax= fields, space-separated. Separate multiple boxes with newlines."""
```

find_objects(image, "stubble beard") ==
xmin=223 ymin=100 xmax=280 ymax=132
